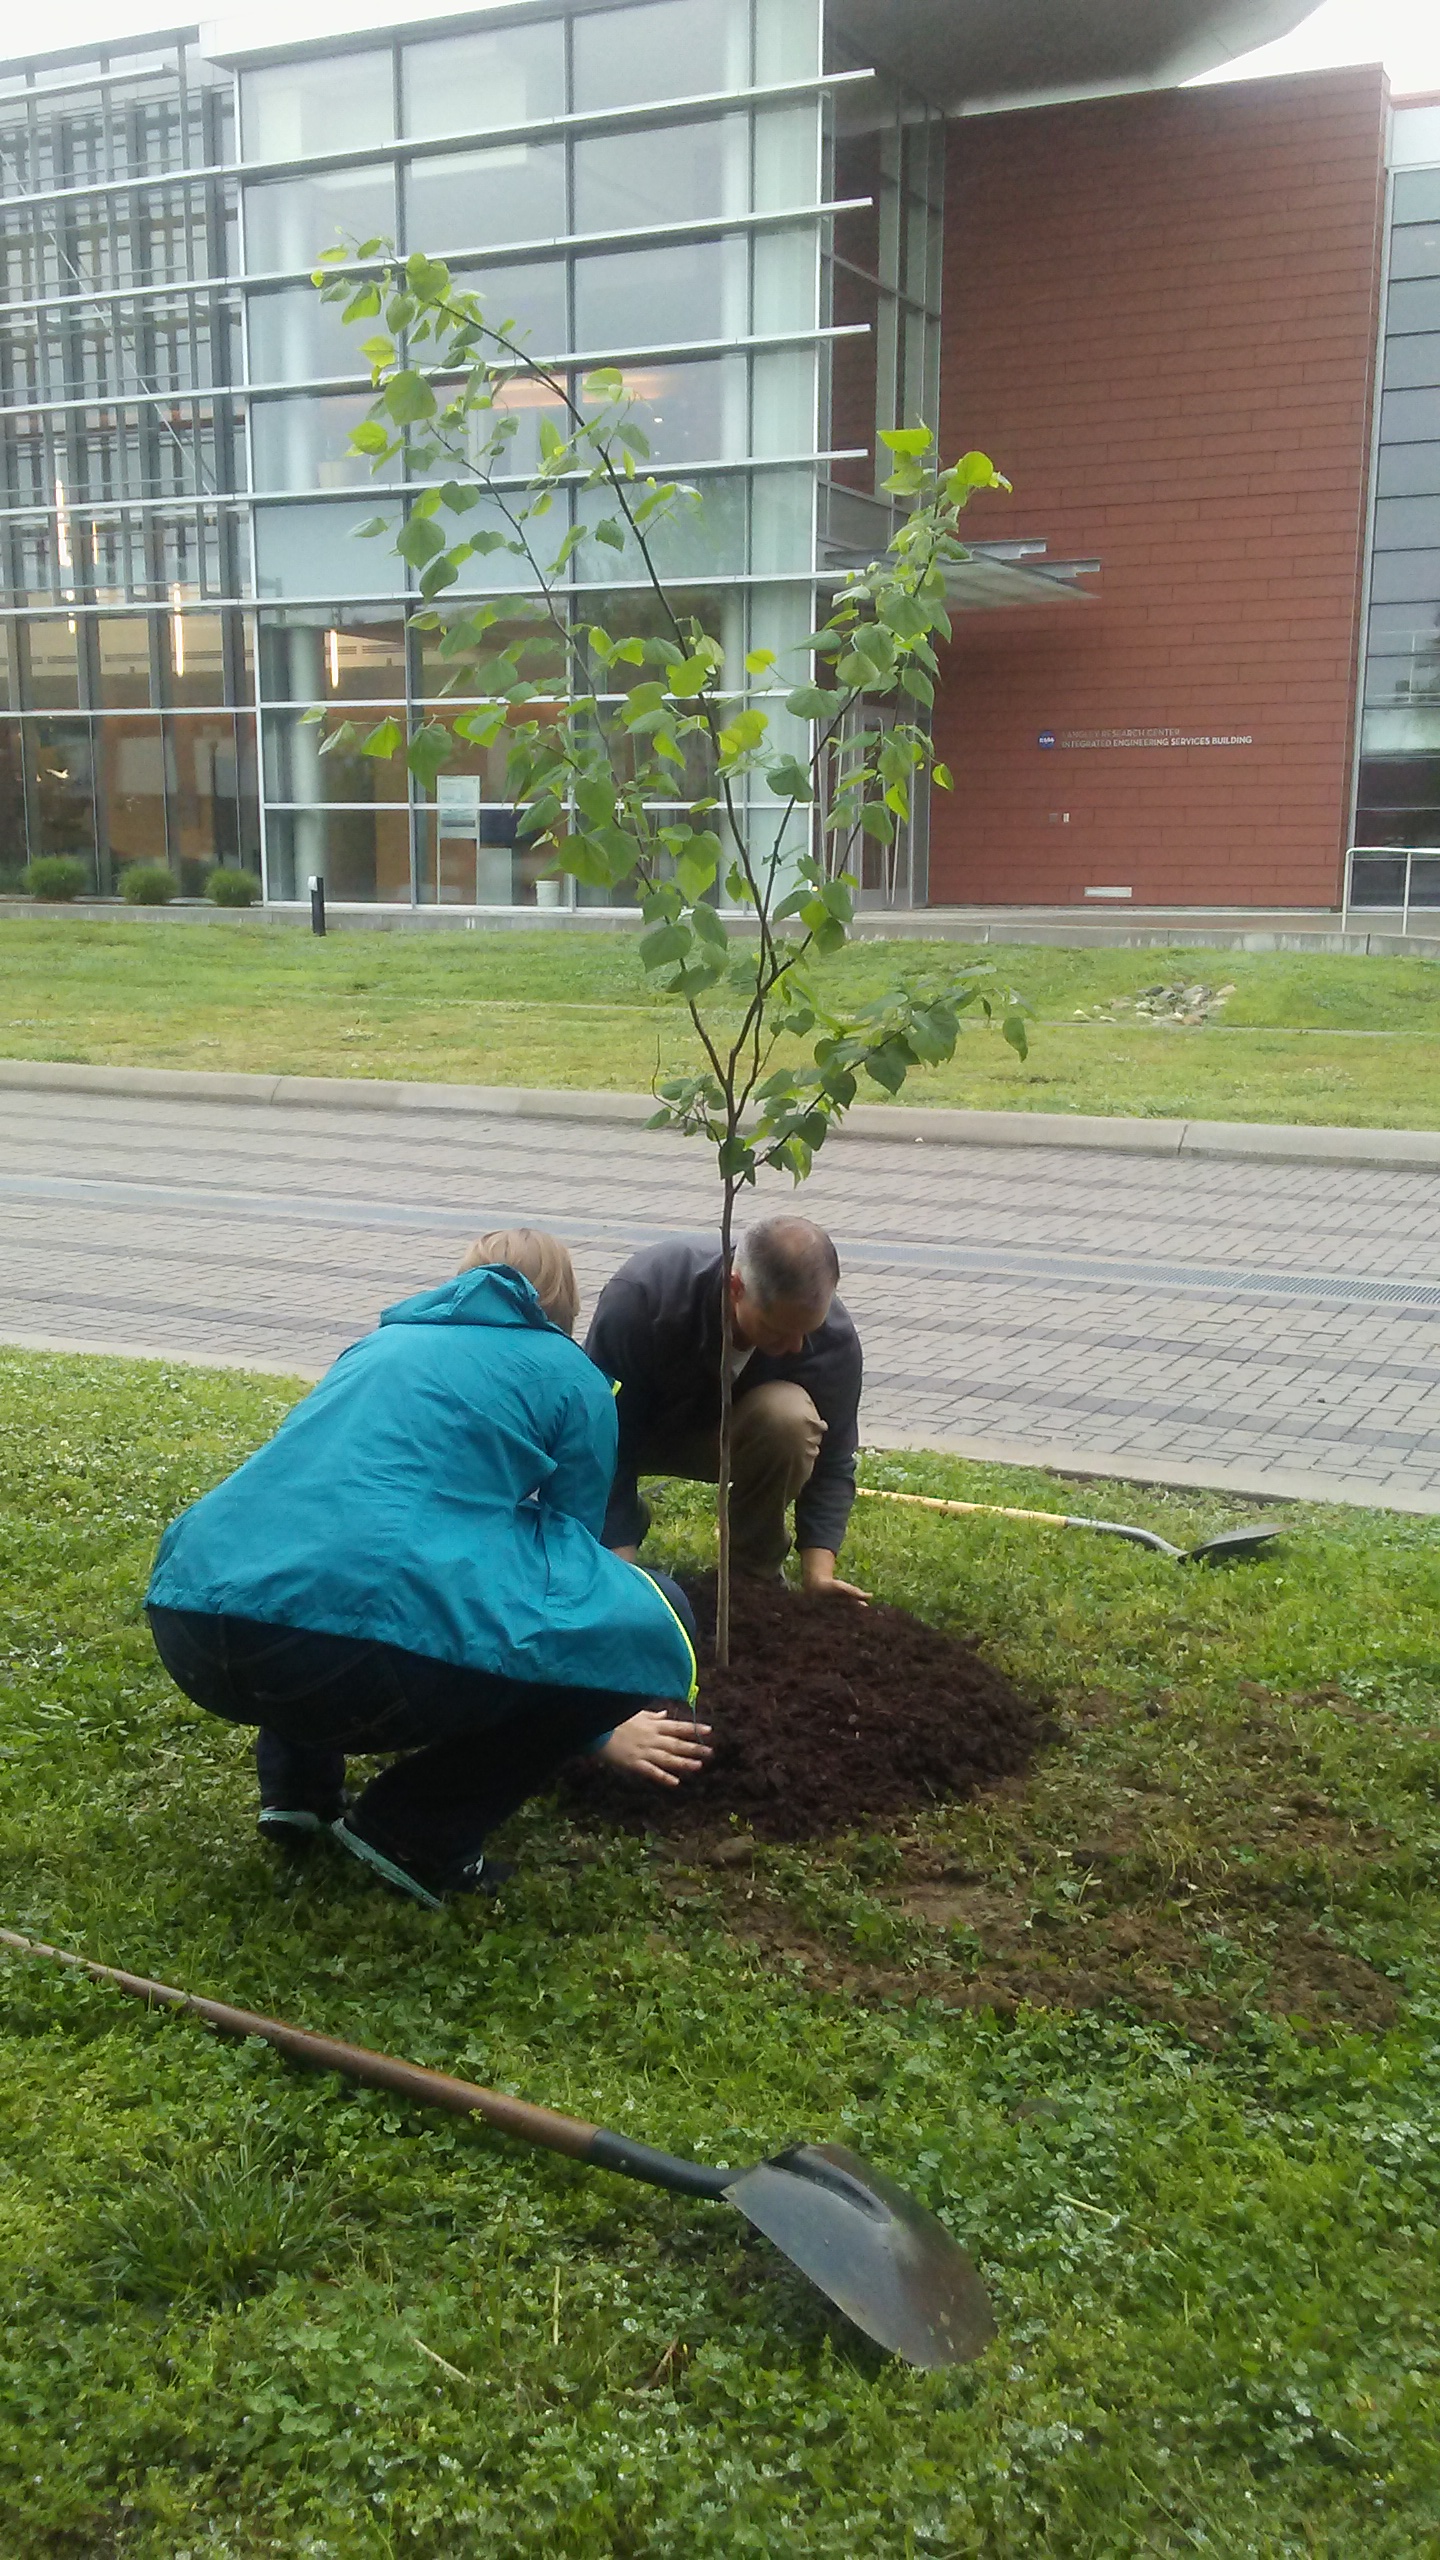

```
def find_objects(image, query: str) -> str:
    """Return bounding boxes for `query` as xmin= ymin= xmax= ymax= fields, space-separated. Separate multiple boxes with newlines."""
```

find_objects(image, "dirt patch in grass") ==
xmin=566 ymin=1571 xmax=1058 ymax=1843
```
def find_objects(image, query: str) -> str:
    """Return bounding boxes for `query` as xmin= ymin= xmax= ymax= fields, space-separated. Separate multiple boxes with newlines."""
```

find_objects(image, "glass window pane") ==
xmin=754 ymin=225 xmax=816 ymax=333
xmin=1394 ymin=170 xmax=1440 ymax=226
xmin=1390 ymin=276 xmax=1440 ymax=334
xmin=263 ymin=707 xmax=408 ymax=803
xmin=1377 ymin=441 xmax=1440 ymax=498
xmin=29 ymin=720 xmax=96 ymax=874
xmin=753 ymin=345 xmax=816 ymax=456
xmin=244 ymin=167 xmax=396 ymax=277
xmin=573 ymin=0 xmax=749 ymax=111
xmin=587 ymin=357 xmax=747 ymax=465
xmin=96 ymin=615 xmax=154 ymax=710
xmin=751 ymin=466 xmax=813 ymax=575
xmin=1366 ymin=652 xmax=1440 ymax=704
xmin=401 ymin=24 xmax=564 ymax=140
xmin=417 ymin=604 xmax=564 ymax=702
xmin=250 ymin=392 xmax=396 ymax=493
xmin=574 ymin=118 xmax=746 ymax=233
xmin=1369 ymin=547 xmax=1440 ymax=604
xmin=1385 ymin=331 xmax=1440 ymax=392
xmin=266 ymin=806 xmax=411 ymax=903
xmin=247 ymin=284 xmax=366 ymax=386
xmin=404 ymin=143 xmax=565 ymax=257
xmin=1373 ymin=494 xmax=1440 ymax=549
xmin=574 ymin=238 xmax=746 ymax=352
xmin=242 ymin=53 xmax=393 ymax=162
xmin=453 ymin=259 xmax=568 ymax=360
xmin=163 ymin=714 xmax=251 ymax=886
xmin=1381 ymin=388 xmax=1440 ymax=444
xmin=24 ymin=618 xmax=81 ymax=710
xmin=168 ymin=608 xmax=227 ymax=707
xmin=755 ymin=0 xmax=821 ymax=85
xmin=575 ymin=471 xmax=746 ymax=577
xmin=253 ymin=500 xmax=405 ymax=600
xmin=99 ymin=716 xmax=167 ymax=871
xmin=260 ymin=608 xmax=408 ymax=704
xmin=754 ymin=104 xmax=818 ymax=214
xmin=419 ymin=800 xmax=540 ymax=908
xmin=1390 ymin=224 xmax=1440 ymax=284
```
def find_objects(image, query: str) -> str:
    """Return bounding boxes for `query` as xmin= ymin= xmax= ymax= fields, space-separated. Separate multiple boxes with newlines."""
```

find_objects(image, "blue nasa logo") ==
xmin=1037 ymin=730 xmax=1057 ymax=749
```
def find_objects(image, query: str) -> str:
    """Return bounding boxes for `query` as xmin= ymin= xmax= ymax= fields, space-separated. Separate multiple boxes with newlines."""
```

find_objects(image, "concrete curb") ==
xmin=3 ymin=1329 xmax=1428 ymax=1511
xmin=5 ymin=1054 xmax=1440 ymax=1169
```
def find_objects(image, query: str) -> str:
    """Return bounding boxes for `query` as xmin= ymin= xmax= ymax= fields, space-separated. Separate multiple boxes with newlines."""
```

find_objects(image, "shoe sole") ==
xmin=331 ymin=1818 xmax=444 ymax=1912
xmin=258 ymin=1808 xmax=328 ymax=1846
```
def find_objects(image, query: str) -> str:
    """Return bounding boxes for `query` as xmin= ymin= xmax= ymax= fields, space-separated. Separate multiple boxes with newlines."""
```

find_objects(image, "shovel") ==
xmin=858 ymin=1484 xmax=1282 ymax=1564
xmin=0 ymin=1925 xmax=994 ymax=2371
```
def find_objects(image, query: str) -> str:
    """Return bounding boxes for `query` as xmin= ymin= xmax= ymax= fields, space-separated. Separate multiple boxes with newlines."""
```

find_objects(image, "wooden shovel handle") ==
xmin=856 ymin=1486 xmax=1071 ymax=1529
xmin=0 ymin=1926 xmax=597 ymax=2159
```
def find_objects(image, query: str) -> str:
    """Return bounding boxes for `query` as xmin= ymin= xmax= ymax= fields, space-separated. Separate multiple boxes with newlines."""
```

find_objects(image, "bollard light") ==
xmin=308 ymin=875 xmax=327 ymax=938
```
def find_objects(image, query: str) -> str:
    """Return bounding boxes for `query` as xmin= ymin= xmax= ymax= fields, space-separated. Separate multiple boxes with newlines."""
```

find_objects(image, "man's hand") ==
xmin=595 ymin=1710 xmax=713 ymax=1787
xmin=800 ymin=1547 xmax=871 ymax=1603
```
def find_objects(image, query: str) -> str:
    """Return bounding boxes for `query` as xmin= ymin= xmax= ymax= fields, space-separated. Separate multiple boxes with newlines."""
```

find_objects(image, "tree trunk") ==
xmin=716 ymin=1175 xmax=737 ymax=1671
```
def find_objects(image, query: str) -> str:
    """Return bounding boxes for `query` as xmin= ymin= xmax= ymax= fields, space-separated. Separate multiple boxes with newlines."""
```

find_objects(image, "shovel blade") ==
xmin=724 ymin=2140 xmax=995 ymax=2369
xmin=1186 ymin=1525 xmax=1284 ymax=1565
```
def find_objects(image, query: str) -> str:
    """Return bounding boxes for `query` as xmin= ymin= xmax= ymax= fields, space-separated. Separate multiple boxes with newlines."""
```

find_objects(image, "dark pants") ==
xmin=147 ymin=1572 xmax=695 ymax=1876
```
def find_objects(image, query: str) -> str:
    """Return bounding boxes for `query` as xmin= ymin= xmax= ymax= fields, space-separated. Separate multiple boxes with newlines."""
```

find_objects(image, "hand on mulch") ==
xmin=566 ymin=1573 xmax=1058 ymax=1842
xmin=595 ymin=1712 xmax=713 ymax=1787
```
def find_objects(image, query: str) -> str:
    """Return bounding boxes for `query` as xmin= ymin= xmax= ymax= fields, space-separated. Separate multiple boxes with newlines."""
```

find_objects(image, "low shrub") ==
xmin=206 ymin=865 xmax=260 ymax=906
xmin=119 ymin=862 xmax=178 ymax=905
xmin=21 ymin=855 xmax=90 ymax=901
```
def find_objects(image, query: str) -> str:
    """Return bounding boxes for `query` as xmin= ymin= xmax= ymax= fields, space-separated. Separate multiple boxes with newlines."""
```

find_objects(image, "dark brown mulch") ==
xmin=564 ymin=1572 xmax=1057 ymax=1842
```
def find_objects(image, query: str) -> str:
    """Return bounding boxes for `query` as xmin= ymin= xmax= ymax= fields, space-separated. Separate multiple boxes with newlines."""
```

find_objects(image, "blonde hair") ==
xmin=458 ymin=1228 xmax=580 ymax=1335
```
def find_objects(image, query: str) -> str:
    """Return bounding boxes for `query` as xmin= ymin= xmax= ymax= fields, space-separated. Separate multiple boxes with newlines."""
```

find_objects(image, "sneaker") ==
xmin=331 ymin=1813 xmax=511 ymax=1910
xmin=258 ymin=1798 xmax=346 ymax=1850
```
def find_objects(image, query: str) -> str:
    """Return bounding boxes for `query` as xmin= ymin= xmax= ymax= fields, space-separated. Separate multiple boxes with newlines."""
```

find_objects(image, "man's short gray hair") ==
xmin=734 ymin=1216 xmax=840 ymax=1311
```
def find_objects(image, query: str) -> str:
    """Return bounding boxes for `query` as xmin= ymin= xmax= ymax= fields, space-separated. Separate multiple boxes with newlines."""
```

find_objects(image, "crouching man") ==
xmin=585 ymin=1214 xmax=867 ymax=1599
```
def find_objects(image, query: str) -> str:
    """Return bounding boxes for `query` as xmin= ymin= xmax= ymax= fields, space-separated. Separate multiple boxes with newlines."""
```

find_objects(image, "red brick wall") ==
xmin=931 ymin=68 xmax=1388 ymax=909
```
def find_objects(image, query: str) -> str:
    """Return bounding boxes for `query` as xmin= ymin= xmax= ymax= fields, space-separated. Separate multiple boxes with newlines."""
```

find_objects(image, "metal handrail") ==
xmin=1342 ymin=844 xmax=1440 ymax=935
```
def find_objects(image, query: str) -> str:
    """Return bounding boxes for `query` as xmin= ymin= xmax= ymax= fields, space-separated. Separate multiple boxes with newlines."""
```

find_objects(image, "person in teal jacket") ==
xmin=146 ymin=1230 xmax=708 ymax=1909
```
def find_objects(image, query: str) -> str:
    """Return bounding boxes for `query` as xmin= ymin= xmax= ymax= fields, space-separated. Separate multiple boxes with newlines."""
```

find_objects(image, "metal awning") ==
xmin=823 ymin=0 xmax=1318 ymax=113
xmin=818 ymin=536 xmax=1099 ymax=609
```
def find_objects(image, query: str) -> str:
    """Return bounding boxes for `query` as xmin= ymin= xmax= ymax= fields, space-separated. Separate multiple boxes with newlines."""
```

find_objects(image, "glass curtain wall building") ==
xmin=0 ymin=0 xmax=938 ymax=907
xmin=1353 ymin=121 xmax=1440 ymax=893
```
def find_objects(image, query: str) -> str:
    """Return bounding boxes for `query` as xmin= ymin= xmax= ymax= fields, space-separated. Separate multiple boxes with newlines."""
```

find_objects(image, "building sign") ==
xmin=1039 ymin=726 xmax=1254 ymax=750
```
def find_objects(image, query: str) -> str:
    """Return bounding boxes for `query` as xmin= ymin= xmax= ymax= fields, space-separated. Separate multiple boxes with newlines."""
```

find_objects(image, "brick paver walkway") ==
xmin=6 ymin=1086 xmax=1440 ymax=1506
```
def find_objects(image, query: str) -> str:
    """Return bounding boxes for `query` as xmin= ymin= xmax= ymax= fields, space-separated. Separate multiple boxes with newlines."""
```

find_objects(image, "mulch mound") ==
xmin=564 ymin=1573 xmax=1057 ymax=1843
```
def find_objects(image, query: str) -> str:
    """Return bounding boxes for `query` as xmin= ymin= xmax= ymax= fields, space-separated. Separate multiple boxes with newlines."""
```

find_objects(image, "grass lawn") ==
xmin=4 ymin=1348 xmax=1440 ymax=2554
xmin=3 ymin=917 xmax=1440 ymax=1125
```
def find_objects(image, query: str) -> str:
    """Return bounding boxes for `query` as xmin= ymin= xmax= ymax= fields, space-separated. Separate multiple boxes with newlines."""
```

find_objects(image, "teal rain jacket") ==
xmin=146 ymin=1265 xmax=697 ymax=1703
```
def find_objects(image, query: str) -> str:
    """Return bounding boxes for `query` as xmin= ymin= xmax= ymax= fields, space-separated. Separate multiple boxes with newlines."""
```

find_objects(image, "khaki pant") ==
xmin=633 ymin=1381 xmax=826 ymax=1576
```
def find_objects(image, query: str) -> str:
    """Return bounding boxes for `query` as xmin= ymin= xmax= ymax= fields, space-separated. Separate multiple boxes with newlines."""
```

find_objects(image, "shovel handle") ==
xmin=0 ymin=1927 xmax=730 ymax=2199
xmin=857 ymin=1487 xmax=1072 ymax=1529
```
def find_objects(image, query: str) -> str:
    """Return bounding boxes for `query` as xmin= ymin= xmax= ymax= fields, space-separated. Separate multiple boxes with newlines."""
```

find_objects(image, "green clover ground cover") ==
xmin=4 ymin=917 xmax=1440 ymax=1126
xmin=2 ymin=1348 xmax=1440 ymax=2556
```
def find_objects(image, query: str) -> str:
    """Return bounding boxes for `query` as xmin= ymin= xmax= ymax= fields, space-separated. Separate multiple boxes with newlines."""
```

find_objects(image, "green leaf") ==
xmin=538 ymin=416 xmax=566 ymax=464
xmin=640 ymin=921 xmax=692 ymax=971
xmin=342 ymin=284 xmax=382 ymax=323
xmin=397 ymin=515 xmax=447 ymax=570
xmin=932 ymin=761 xmax=954 ymax=791
xmin=674 ymin=842 xmax=719 ymax=902
xmin=667 ymin=655 xmax=711 ymax=699
xmin=784 ymin=684 xmax=832 ymax=721
xmin=351 ymin=516 xmax=391 ymax=540
xmin=765 ymin=756 xmax=813 ymax=803
xmin=406 ymin=253 xmax=451 ymax=303
xmin=582 ymin=367 xmax=626 ymax=402
xmin=348 ymin=419 xmax=392 ymax=457
xmin=878 ymin=425 xmax=934 ymax=455
xmin=1003 ymin=1012 xmax=1030 ymax=1061
xmin=406 ymin=724 xmax=453 ymax=787
xmin=745 ymin=647 xmax=777 ymax=674
xmin=360 ymin=718 xmax=403 ymax=759
xmin=690 ymin=899 xmax=727 ymax=951
xmin=594 ymin=517 xmax=627 ymax=551
xmin=382 ymin=370 xmax=436 ymax=425
xmin=418 ymin=555 xmax=461 ymax=598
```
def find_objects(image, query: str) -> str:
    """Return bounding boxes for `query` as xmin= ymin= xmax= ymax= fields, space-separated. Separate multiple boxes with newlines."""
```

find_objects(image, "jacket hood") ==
xmin=380 ymin=1264 xmax=559 ymax=1333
